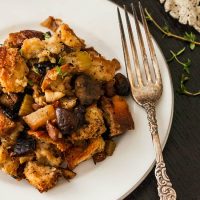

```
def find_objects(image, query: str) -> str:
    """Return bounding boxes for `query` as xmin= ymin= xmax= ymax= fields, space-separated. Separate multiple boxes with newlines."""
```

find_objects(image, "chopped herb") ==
xmin=56 ymin=66 xmax=62 ymax=76
xmin=32 ymin=66 xmax=39 ymax=75
xmin=179 ymin=74 xmax=200 ymax=96
xmin=44 ymin=31 xmax=51 ymax=40
xmin=183 ymin=32 xmax=196 ymax=50
xmin=58 ymin=57 xmax=64 ymax=65
xmin=28 ymin=80 xmax=33 ymax=86
xmin=56 ymin=66 xmax=67 ymax=78
xmin=19 ymin=48 xmax=23 ymax=55
xmin=167 ymin=47 xmax=185 ymax=62
xmin=168 ymin=48 xmax=191 ymax=74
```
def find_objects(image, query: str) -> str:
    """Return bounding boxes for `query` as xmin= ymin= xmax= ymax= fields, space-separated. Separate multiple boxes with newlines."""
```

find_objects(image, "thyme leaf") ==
xmin=179 ymin=74 xmax=200 ymax=96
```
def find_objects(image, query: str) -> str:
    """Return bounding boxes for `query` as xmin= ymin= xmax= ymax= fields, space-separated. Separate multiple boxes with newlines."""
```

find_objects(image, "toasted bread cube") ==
xmin=23 ymin=105 xmax=56 ymax=130
xmin=0 ymin=110 xmax=15 ymax=137
xmin=63 ymin=51 xmax=119 ymax=82
xmin=0 ymin=93 xmax=18 ymax=109
xmin=41 ymin=64 xmax=73 ymax=94
xmin=24 ymin=161 xmax=60 ymax=192
xmin=45 ymin=90 xmax=65 ymax=103
xmin=28 ymin=130 xmax=70 ymax=152
xmin=0 ymin=142 xmax=20 ymax=178
xmin=67 ymin=137 xmax=105 ymax=169
xmin=41 ymin=16 xmax=62 ymax=32
xmin=56 ymin=24 xmax=85 ymax=50
xmin=0 ymin=47 xmax=29 ymax=93
xmin=4 ymin=30 xmax=44 ymax=48
xmin=2 ymin=159 xmax=20 ymax=178
xmin=71 ymin=104 xmax=106 ymax=141
xmin=21 ymin=38 xmax=45 ymax=59
xmin=35 ymin=141 xmax=62 ymax=167
xmin=101 ymin=96 xmax=134 ymax=137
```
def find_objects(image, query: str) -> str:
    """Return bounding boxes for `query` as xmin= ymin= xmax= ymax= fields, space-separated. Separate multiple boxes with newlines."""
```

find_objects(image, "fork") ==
xmin=117 ymin=2 xmax=177 ymax=200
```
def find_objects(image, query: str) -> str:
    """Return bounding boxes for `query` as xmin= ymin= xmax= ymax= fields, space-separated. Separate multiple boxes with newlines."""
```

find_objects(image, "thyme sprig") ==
xmin=145 ymin=9 xmax=200 ymax=50
xmin=179 ymin=74 xmax=200 ymax=96
xmin=167 ymin=48 xmax=191 ymax=74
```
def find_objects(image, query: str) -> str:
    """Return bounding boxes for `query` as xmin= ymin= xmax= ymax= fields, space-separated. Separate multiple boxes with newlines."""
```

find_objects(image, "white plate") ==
xmin=0 ymin=0 xmax=174 ymax=199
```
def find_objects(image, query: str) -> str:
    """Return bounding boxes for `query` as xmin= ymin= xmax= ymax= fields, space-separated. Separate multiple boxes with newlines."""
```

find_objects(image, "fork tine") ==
xmin=124 ymin=5 xmax=143 ymax=86
xmin=117 ymin=7 xmax=135 ymax=89
xmin=138 ymin=2 xmax=162 ymax=83
xmin=131 ymin=3 xmax=152 ymax=83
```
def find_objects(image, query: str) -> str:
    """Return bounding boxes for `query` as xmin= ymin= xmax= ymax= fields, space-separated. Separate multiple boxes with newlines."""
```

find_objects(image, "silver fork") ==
xmin=117 ymin=2 xmax=177 ymax=200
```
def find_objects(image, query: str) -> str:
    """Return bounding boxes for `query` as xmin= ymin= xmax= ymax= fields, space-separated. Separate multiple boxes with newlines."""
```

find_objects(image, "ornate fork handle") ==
xmin=143 ymin=102 xmax=177 ymax=200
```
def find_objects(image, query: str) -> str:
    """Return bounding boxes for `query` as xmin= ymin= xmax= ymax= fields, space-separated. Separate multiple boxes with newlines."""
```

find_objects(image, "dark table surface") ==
xmin=110 ymin=0 xmax=200 ymax=200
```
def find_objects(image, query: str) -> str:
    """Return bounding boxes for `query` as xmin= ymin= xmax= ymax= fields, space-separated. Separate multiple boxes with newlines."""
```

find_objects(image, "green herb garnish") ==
xmin=58 ymin=57 xmax=64 ymax=65
xmin=56 ymin=66 xmax=67 ymax=78
xmin=183 ymin=32 xmax=196 ymax=50
xmin=167 ymin=47 xmax=185 ymax=62
xmin=44 ymin=32 xmax=51 ymax=40
xmin=168 ymin=48 xmax=191 ymax=74
xmin=179 ymin=74 xmax=200 ymax=96
xmin=56 ymin=66 xmax=62 ymax=76
xmin=32 ymin=66 xmax=39 ymax=75
xmin=28 ymin=80 xmax=34 ymax=86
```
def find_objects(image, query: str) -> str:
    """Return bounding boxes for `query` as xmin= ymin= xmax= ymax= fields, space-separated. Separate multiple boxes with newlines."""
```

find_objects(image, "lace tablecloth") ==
xmin=161 ymin=0 xmax=200 ymax=32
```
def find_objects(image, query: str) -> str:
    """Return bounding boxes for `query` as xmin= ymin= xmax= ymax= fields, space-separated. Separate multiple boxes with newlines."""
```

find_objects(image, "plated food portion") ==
xmin=0 ymin=16 xmax=134 ymax=192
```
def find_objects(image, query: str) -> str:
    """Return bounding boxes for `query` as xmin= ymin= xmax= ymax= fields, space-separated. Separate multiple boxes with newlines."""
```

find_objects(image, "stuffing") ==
xmin=28 ymin=130 xmax=70 ymax=152
xmin=101 ymin=96 xmax=134 ymax=137
xmin=21 ymin=35 xmax=63 ymax=62
xmin=56 ymin=24 xmax=85 ymax=50
xmin=62 ymin=168 xmax=76 ymax=180
xmin=45 ymin=34 xmax=64 ymax=54
xmin=24 ymin=161 xmax=60 ymax=192
xmin=0 ymin=109 xmax=15 ymax=137
xmin=0 ymin=93 xmax=18 ymax=109
xmin=63 ymin=51 xmax=120 ymax=81
xmin=0 ymin=141 xmax=20 ymax=178
xmin=4 ymin=30 xmax=44 ymax=48
xmin=45 ymin=90 xmax=65 ymax=103
xmin=59 ymin=97 xmax=77 ymax=110
xmin=21 ymin=38 xmax=45 ymax=59
xmin=66 ymin=137 xmax=105 ymax=169
xmin=71 ymin=104 xmax=106 ymax=141
xmin=41 ymin=16 xmax=62 ymax=32
xmin=32 ymin=85 xmax=47 ymax=106
xmin=41 ymin=64 xmax=73 ymax=96
xmin=0 ymin=47 xmax=29 ymax=93
xmin=0 ymin=122 xmax=23 ymax=145
xmin=35 ymin=142 xmax=62 ymax=167
xmin=0 ymin=16 xmax=134 ymax=192
xmin=23 ymin=105 xmax=56 ymax=130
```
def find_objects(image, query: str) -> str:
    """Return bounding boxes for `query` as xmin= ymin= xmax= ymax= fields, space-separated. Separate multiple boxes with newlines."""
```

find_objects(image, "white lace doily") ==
xmin=160 ymin=0 xmax=200 ymax=32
